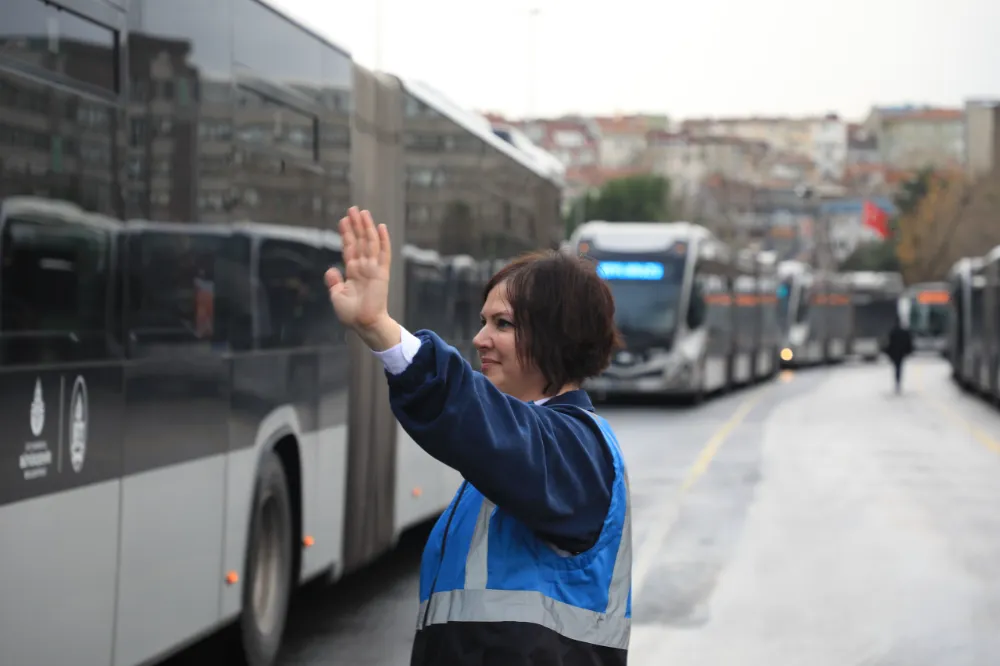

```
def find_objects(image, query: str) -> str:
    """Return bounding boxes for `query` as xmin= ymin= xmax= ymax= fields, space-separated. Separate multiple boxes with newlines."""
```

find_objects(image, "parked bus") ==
xmin=846 ymin=271 xmax=905 ymax=361
xmin=568 ymin=221 xmax=778 ymax=403
xmin=777 ymin=260 xmax=852 ymax=368
xmin=0 ymin=1 xmax=563 ymax=665
xmin=899 ymin=281 xmax=950 ymax=355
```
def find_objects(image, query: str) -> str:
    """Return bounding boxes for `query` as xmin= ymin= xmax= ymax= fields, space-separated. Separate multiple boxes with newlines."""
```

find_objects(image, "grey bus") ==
xmin=568 ymin=221 xmax=780 ymax=403
xmin=846 ymin=270 xmax=904 ymax=362
xmin=0 ymin=1 xmax=564 ymax=665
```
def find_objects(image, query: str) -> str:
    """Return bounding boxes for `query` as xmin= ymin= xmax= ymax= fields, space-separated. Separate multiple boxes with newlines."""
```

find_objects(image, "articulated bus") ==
xmin=777 ymin=261 xmax=852 ymax=368
xmin=948 ymin=256 xmax=990 ymax=392
xmin=567 ymin=221 xmax=781 ymax=403
xmin=900 ymin=281 xmax=950 ymax=355
xmin=847 ymin=271 xmax=905 ymax=362
xmin=0 ymin=1 xmax=564 ymax=665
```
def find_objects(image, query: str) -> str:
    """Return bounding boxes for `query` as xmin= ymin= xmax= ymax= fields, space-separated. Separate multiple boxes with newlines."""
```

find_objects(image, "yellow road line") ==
xmin=915 ymin=365 xmax=1000 ymax=455
xmin=632 ymin=388 xmax=769 ymax=596
xmin=681 ymin=394 xmax=765 ymax=492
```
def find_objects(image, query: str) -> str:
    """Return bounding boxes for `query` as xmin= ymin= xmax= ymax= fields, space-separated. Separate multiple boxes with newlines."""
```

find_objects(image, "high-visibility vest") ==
xmin=411 ymin=409 xmax=632 ymax=666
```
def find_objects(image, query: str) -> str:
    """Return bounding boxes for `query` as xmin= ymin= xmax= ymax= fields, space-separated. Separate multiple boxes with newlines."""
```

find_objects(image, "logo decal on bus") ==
xmin=30 ymin=378 xmax=45 ymax=437
xmin=69 ymin=376 xmax=88 ymax=474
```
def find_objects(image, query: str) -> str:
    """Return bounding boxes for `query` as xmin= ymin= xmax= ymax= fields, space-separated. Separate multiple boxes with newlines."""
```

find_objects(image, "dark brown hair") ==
xmin=483 ymin=250 xmax=623 ymax=394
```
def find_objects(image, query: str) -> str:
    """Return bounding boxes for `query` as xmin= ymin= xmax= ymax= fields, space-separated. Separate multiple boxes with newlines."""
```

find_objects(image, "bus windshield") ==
xmin=908 ymin=300 xmax=948 ymax=336
xmin=590 ymin=253 xmax=687 ymax=343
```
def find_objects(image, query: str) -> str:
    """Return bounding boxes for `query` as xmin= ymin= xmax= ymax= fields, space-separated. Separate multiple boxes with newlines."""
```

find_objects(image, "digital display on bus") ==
xmin=596 ymin=261 xmax=665 ymax=281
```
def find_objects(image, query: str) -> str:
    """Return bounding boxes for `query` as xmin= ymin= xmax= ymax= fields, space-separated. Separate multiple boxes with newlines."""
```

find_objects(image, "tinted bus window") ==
xmin=0 ymin=202 xmax=115 ymax=366
xmin=256 ymin=237 xmax=322 ymax=349
xmin=126 ymin=229 xmax=230 ymax=355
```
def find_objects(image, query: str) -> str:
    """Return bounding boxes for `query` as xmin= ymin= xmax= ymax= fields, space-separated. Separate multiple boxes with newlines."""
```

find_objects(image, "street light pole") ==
xmin=375 ymin=0 xmax=384 ymax=70
xmin=795 ymin=184 xmax=831 ymax=272
xmin=527 ymin=6 xmax=541 ymax=119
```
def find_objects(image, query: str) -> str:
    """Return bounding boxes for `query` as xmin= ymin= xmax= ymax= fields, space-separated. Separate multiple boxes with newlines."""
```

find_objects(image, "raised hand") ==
xmin=325 ymin=207 xmax=392 ymax=331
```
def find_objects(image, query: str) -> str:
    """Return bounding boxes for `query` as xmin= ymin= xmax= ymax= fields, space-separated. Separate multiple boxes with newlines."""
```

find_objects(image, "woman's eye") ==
xmin=497 ymin=319 xmax=513 ymax=330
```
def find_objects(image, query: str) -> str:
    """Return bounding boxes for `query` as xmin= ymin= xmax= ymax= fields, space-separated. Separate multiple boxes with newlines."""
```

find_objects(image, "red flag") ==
xmin=862 ymin=200 xmax=890 ymax=240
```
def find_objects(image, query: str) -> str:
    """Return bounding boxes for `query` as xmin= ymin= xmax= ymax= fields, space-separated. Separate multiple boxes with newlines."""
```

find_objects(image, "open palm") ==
xmin=325 ymin=207 xmax=392 ymax=329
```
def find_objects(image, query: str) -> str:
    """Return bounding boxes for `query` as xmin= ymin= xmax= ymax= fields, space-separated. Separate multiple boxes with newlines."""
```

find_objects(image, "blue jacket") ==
xmin=384 ymin=329 xmax=616 ymax=554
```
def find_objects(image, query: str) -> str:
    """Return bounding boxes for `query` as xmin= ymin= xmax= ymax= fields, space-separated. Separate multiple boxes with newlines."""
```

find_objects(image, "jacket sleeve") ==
xmin=379 ymin=327 xmax=614 ymax=553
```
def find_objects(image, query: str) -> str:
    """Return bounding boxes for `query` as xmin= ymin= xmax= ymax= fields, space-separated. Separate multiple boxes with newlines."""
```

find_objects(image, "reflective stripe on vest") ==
xmin=418 ymin=412 xmax=632 ymax=650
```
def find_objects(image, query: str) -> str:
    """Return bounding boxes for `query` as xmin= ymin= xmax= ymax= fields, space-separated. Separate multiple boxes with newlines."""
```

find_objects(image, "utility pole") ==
xmin=527 ymin=6 xmax=541 ymax=118
xmin=374 ymin=0 xmax=384 ymax=70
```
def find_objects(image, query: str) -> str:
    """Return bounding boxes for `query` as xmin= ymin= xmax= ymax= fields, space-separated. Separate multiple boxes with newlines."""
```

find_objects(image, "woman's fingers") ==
xmin=348 ymin=207 xmax=370 ymax=259
xmin=339 ymin=206 xmax=388 ymax=269
xmin=324 ymin=267 xmax=343 ymax=290
xmin=339 ymin=215 xmax=355 ymax=264
xmin=377 ymin=222 xmax=391 ymax=269
xmin=361 ymin=209 xmax=379 ymax=259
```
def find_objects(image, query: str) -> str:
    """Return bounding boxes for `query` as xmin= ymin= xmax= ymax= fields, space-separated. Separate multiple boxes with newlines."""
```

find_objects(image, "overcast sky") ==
xmin=271 ymin=0 xmax=998 ymax=122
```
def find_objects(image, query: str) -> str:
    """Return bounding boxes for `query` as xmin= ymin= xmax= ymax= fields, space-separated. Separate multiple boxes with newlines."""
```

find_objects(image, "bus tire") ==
xmin=239 ymin=449 xmax=294 ymax=666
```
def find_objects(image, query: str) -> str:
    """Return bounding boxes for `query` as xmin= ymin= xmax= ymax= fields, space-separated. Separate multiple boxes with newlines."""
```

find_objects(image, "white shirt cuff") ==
xmin=372 ymin=326 xmax=423 ymax=375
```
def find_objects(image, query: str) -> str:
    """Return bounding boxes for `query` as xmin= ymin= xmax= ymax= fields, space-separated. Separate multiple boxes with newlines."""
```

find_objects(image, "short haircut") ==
xmin=483 ymin=250 xmax=623 ymax=394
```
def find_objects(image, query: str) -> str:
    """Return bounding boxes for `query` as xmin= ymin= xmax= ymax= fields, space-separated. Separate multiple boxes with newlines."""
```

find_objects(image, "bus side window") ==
xmin=256 ymin=238 xmax=321 ymax=350
xmin=687 ymin=279 xmax=706 ymax=330
xmin=127 ymin=230 xmax=229 ymax=354
xmin=797 ymin=288 xmax=811 ymax=323
xmin=1 ymin=210 xmax=114 ymax=366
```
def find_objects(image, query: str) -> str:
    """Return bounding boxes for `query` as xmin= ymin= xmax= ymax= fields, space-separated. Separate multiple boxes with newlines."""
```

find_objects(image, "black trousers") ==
xmin=893 ymin=359 xmax=904 ymax=387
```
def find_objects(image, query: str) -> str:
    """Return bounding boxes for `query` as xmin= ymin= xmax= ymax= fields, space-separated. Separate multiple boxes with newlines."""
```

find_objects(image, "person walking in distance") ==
xmin=884 ymin=314 xmax=914 ymax=393
xmin=324 ymin=207 xmax=633 ymax=666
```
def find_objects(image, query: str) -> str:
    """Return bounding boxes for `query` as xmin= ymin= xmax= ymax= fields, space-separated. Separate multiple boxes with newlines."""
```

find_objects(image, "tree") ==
xmin=895 ymin=170 xmax=970 ymax=282
xmin=564 ymin=174 xmax=672 ymax=235
xmin=893 ymin=167 xmax=935 ymax=216
xmin=894 ymin=168 xmax=1000 ymax=282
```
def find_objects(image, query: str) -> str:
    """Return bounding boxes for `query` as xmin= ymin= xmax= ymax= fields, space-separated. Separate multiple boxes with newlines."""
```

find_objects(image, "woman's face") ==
xmin=473 ymin=282 xmax=547 ymax=402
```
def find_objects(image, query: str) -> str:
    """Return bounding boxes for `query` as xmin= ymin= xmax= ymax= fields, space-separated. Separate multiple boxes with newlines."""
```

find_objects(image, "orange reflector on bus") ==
xmin=918 ymin=291 xmax=949 ymax=304
xmin=412 ymin=487 xmax=423 ymax=497
xmin=303 ymin=535 xmax=315 ymax=548
xmin=225 ymin=571 xmax=239 ymax=585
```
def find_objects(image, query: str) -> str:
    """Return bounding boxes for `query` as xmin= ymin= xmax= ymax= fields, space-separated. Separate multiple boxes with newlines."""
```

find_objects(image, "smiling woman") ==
xmin=474 ymin=250 xmax=624 ymax=400
xmin=325 ymin=207 xmax=635 ymax=666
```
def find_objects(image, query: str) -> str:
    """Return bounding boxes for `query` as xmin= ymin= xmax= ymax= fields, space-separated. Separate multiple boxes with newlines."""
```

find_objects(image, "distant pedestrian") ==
xmin=883 ymin=315 xmax=914 ymax=393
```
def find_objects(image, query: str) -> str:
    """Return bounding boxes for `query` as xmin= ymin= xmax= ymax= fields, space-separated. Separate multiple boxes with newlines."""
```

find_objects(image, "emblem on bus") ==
xmin=30 ymin=378 xmax=45 ymax=437
xmin=616 ymin=351 xmax=634 ymax=365
xmin=69 ymin=376 xmax=89 ymax=474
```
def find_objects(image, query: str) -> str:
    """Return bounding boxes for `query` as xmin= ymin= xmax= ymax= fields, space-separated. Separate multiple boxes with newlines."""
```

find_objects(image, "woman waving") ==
xmin=325 ymin=207 xmax=632 ymax=666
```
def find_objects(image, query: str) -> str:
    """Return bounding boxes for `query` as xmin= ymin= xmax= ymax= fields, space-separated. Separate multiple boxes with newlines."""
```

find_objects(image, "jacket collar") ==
xmin=536 ymin=388 xmax=595 ymax=412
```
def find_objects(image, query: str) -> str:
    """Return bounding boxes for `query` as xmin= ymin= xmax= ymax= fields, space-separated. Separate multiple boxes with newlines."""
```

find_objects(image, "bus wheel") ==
xmin=240 ymin=450 xmax=294 ymax=666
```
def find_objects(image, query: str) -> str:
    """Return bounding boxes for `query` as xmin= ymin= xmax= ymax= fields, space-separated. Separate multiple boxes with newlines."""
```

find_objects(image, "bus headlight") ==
xmin=780 ymin=347 xmax=794 ymax=362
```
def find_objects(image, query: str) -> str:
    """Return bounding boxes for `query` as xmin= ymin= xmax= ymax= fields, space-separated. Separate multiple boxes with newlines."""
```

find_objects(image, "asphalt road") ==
xmin=165 ymin=356 xmax=1000 ymax=665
